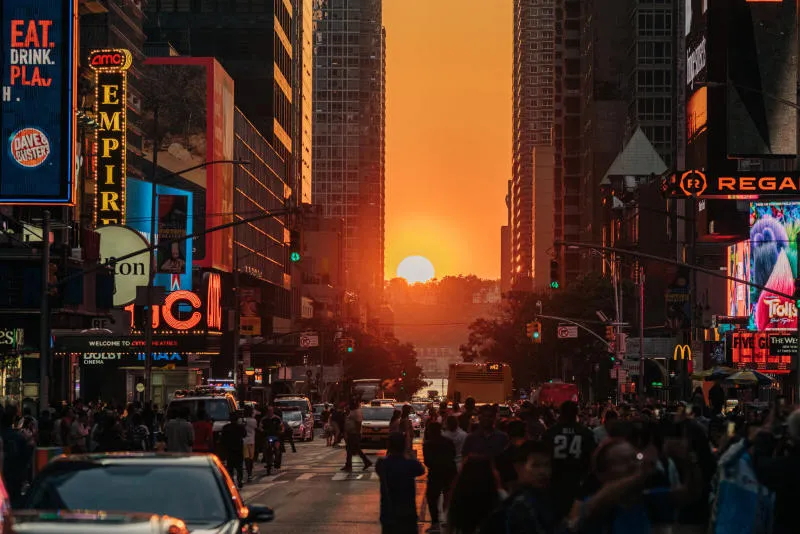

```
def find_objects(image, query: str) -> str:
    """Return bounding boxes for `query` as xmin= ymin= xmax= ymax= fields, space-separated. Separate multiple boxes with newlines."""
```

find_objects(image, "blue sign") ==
xmin=126 ymin=177 xmax=194 ymax=292
xmin=0 ymin=0 xmax=76 ymax=204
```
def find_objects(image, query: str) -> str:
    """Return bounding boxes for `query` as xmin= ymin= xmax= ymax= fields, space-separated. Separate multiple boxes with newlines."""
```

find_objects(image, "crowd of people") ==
xmin=377 ymin=394 xmax=800 ymax=534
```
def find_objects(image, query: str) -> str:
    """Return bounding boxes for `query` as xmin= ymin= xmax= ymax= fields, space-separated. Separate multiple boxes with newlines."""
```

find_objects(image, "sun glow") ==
xmin=397 ymin=256 xmax=435 ymax=284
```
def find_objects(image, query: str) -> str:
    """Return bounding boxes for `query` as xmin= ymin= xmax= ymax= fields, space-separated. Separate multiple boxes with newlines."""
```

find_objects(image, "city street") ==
xmin=240 ymin=433 xmax=429 ymax=533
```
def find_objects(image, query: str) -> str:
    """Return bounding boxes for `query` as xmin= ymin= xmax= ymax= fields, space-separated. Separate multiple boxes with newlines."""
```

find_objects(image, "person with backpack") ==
xmin=376 ymin=432 xmax=425 ymax=534
xmin=422 ymin=422 xmax=457 ymax=533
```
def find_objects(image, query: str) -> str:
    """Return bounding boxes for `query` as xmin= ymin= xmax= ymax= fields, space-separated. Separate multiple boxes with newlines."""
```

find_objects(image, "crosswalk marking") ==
xmin=297 ymin=472 xmax=315 ymax=480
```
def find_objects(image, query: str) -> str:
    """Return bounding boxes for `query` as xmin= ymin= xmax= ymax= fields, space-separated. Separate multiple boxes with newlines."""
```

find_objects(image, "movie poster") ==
xmin=157 ymin=195 xmax=188 ymax=274
xmin=749 ymin=201 xmax=800 ymax=331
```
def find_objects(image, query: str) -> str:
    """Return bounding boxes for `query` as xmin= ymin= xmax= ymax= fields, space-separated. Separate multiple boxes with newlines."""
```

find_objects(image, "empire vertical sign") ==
xmin=90 ymin=49 xmax=132 ymax=226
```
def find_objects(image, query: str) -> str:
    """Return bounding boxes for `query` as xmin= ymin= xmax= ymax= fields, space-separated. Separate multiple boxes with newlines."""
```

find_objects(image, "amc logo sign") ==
xmin=88 ymin=49 xmax=132 ymax=70
xmin=124 ymin=274 xmax=222 ymax=332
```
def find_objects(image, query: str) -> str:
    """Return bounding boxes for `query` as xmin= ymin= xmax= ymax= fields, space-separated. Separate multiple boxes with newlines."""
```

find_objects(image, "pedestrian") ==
xmin=129 ymin=412 xmax=150 ymax=451
xmin=1 ymin=405 xmax=30 ymax=507
xmin=279 ymin=410 xmax=297 ymax=454
xmin=447 ymin=455 xmax=503 ymax=534
xmin=192 ymin=408 xmax=214 ymax=453
xmin=593 ymin=409 xmax=619 ymax=444
xmin=458 ymin=397 xmax=477 ymax=432
xmin=376 ymin=432 xmax=426 ymax=534
xmin=242 ymin=406 xmax=258 ymax=481
xmin=341 ymin=400 xmax=372 ymax=471
xmin=399 ymin=405 xmax=414 ymax=456
xmin=423 ymin=421 xmax=457 ymax=533
xmin=461 ymin=404 xmax=509 ymax=459
xmin=389 ymin=409 xmax=402 ymax=433
xmin=544 ymin=401 xmax=596 ymax=522
xmin=442 ymin=415 xmax=468 ymax=468
xmin=164 ymin=406 xmax=194 ymax=453
xmin=221 ymin=413 xmax=247 ymax=489
xmin=495 ymin=418 xmax=527 ymax=492
xmin=478 ymin=440 xmax=555 ymax=534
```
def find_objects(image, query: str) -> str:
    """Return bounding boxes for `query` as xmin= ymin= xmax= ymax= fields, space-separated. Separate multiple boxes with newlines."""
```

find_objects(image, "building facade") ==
xmin=293 ymin=0 xmax=314 ymax=204
xmin=144 ymin=0 xmax=295 ymax=164
xmin=312 ymin=0 xmax=386 ymax=313
xmin=511 ymin=0 xmax=556 ymax=290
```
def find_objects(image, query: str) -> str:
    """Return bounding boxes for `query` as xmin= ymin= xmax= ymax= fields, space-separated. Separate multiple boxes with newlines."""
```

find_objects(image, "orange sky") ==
xmin=383 ymin=0 xmax=511 ymax=281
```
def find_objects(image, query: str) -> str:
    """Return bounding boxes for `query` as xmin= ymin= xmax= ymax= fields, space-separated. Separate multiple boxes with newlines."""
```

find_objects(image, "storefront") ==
xmin=56 ymin=332 xmax=222 ymax=407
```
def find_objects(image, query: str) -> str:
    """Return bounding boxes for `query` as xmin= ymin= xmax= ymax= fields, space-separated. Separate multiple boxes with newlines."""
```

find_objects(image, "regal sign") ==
xmin=89 ymin=49 xmax=131 ymax=226
xmin=662 ymin=171 xmax=800 ymax=199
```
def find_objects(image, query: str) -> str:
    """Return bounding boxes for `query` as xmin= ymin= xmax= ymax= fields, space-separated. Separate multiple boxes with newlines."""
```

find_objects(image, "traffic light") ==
xmin=605 ymin=325 xmax=615 ymax=341
xmin=339 ymin=338 xmax=354 ymax=353
xmin=526 ymin=320 xmax=542 ymax=343
xmin=549 ymin=260 xmax=560 ymax=289
xmin=289 ymin=230 xmax=301 ymax=262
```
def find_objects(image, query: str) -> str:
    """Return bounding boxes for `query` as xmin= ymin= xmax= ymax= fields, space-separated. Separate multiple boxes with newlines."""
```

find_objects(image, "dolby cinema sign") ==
xmin=661 ymin=171 xmax=800 ymax=199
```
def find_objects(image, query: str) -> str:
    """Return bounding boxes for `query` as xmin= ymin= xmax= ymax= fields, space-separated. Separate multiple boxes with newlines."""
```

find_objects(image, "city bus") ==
xmin=447 ymin=362 xmax=513 ymax=404
xmin=353 ymin=378 xmax=383 ymax=402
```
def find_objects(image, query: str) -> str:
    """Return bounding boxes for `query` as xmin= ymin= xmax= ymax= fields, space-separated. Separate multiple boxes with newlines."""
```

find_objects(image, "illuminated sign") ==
xmin=661 ymin=172 xmax=800 ymax=199
xmin=124 ymin=285 xmax=223 ymax=333
xmin=90 ymin=48 xmax=132 ymax=226
xmin=726 ymin=241 xmax=752 ymax=319
xmin=96 ymin=225 xmax=151 ymax=307
xmin=1 ymin=0 xmax=77 ymax=204
xmin=749 ymin=202 xmax=800 ymax=331
xmin=731 ymin=330 xmax=792 ymax=372
xmin=673 ymin=345 xmax=692 ymax=361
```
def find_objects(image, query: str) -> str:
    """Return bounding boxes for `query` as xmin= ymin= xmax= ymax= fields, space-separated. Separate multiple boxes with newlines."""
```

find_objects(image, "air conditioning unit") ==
xmin=71 ymin=248 xmax=84 ymax=261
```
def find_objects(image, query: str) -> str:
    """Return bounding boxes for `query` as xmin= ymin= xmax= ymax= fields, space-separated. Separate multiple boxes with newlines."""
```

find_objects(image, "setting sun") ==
xmin=397 ymin=256 xmax=436 ymax=284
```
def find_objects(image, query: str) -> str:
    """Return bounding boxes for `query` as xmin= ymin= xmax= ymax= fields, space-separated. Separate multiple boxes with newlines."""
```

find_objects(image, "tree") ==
xmin=343 ymin=329 xmax=424 ymax=401
xmin=460 ymin=272 xmax=629 ymax=398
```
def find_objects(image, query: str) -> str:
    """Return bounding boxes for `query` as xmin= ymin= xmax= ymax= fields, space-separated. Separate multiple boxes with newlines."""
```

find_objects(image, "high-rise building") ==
xmin=312 ymin=0 xmax=386 ymax=311
xmin=511 ymin=0 xmax=556 ymax=290
xmin=554 ymin=0 xmax=582 ymax=282
xmin=144 ymin=0 xmax=295 ymax=164
xmin=293 ymin=0 xmax=314 ymax=204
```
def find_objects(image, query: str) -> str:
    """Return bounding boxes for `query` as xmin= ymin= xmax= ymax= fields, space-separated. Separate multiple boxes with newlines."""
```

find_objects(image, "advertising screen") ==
xmin=0 ymin=0 xmax=77 ymax=204
xmin=125 ymin=178 xmax=193 ymax=293
xmin=727 ymin=0 xmax=798 ymax=156
xmin=143 ymin=58 xmax=235 ymax=273
xmin=727 ymin=240 xmax=751 ymax=318
xmin=749 ymin=201 xmax=799 ymax=331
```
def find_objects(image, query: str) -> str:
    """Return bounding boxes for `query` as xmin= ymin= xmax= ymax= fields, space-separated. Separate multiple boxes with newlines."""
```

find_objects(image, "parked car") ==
xmin=20 ymin=454 xmax=274 ymax=533
xmin=11 ymin=511 xmax=189 ymax=534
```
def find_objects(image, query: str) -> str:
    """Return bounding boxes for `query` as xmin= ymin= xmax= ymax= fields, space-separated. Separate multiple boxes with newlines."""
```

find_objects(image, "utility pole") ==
xmin=144 ymin=106 xmax=159 ymax=403
xmin=233 ymin=256 xmax=241 ymax=399
xmin=639 ymin=268 xmax=645 ymax=405
xmin=39 ymin=210 xmax=51 ymax=412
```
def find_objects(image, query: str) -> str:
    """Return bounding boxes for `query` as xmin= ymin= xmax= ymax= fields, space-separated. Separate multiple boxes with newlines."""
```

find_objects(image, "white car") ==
xmin=282 ymin=408 xmax=313 ymax=441
xmin=396 ymin=404 xmax=422 ymax=436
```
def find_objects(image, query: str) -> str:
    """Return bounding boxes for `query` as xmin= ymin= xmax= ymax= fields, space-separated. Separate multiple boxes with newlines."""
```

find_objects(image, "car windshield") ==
xmin=282 ymin=410 xmax=302 ymax=422
xmin=313 ymin=405 xmax=325 ymax=414
xmin=275 ymin=400 xmax=309 ymax=414
xmin=169 ymin=399 xmax=231 ymax=422
xmin=362 ymin=407 xmax=394 ymax=421
xmin=24 ymin=464 xmax=231 ymax=527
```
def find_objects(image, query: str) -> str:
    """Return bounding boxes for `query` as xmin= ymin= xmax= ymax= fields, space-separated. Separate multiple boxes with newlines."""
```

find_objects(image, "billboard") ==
xmin=686 ymin=0 xmax=707 ymax=142
xmin=90 ymin=49 xmax=132 ymax=226
xmin=142 ymin=58 xmax=235 ymax=273
xmin=0 ymin=0 xmax=77 ymax=204
xmin=726 ymin=239 xmax=751 ymax=318
xmin=749 ymin=201 xmax=799 ymax=331
xmin=125 ymin=177 xmax=193 ymax=293
xmin=727 ymin=0 xmax=798 ymax=156
xmin=96 ymin=225 xmax=150 ymax=307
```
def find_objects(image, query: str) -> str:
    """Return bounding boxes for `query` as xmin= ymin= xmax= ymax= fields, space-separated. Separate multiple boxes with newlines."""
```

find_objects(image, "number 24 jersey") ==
xmin=544 ymin=423 xmax=596 ymax=482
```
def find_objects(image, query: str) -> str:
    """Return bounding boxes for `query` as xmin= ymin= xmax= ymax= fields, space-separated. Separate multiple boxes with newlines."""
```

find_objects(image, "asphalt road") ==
xmin=240 ymin=432 xmax=433 ymax=533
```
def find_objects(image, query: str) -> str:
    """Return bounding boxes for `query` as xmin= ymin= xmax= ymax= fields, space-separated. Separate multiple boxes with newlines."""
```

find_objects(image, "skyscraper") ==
xmin=144 ymin=0 xmax=295 ymax=164
xmin=312 ymin=0 xmax=386 ymax=311
xmin=511 ymin=0 xmax=556 ymax=290
xmin=293 ymin=0 xmax=314 ymax=204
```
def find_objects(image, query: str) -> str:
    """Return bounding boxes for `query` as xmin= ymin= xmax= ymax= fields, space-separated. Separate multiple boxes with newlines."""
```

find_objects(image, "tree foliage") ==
xmin=460 ymin=272 xmax=637 ymax=397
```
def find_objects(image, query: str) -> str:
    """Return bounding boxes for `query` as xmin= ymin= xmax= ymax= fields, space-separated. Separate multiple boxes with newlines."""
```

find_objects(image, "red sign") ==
xmin=124 ymin=287 xmax=222 ymax=333
xmin=731 ymin=331 xmax=792 ymax=372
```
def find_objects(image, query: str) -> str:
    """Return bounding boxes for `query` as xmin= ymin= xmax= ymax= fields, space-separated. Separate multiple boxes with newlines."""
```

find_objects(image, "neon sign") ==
xmin=662 ymin=171 xmax=800 ymax=199
xmin=90 ymin=48 xmax=131 ymax=226
xmin=124 ymin=287 xmax=222 ymax=333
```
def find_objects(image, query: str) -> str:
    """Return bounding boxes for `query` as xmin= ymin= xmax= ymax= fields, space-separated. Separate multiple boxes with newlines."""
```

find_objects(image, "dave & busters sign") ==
xmin=0 ymin=0 xmax=77 ymax=204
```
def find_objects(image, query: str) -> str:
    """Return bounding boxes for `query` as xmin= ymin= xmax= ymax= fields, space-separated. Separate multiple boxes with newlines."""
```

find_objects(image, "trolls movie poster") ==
xmin=750 ymin=202 xmax=800 ymax=331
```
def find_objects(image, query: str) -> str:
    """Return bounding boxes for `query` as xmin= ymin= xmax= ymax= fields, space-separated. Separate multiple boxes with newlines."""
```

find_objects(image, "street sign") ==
xmin=557 ymin=325 xmax=579 ymax=339
xmin=299 ymin=333 xmax=319 ymax=348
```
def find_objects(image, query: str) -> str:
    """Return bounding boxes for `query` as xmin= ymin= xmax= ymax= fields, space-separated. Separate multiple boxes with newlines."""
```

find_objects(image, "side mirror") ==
xmin=245 ymin=505 xmax=274 ymax=524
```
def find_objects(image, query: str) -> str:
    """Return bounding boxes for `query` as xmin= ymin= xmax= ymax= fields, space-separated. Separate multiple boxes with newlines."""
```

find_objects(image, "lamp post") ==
xmin=39 ymin=210 xmax=51 ymax=411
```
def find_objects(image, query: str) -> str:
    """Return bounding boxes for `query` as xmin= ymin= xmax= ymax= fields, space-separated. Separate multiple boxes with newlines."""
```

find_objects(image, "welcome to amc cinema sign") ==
xmin=661 ymin=170 xmax=800 ymax=199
